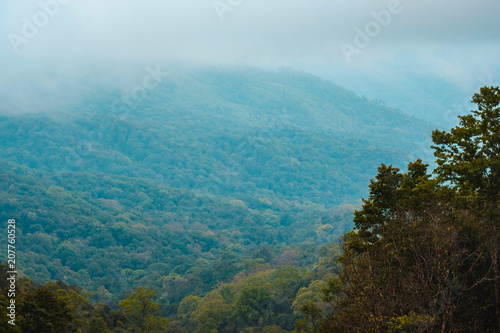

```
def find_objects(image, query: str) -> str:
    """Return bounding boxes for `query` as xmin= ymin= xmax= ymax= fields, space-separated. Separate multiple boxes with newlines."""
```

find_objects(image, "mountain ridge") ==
xmin=0 ymin=66 xmax=434 ymax=208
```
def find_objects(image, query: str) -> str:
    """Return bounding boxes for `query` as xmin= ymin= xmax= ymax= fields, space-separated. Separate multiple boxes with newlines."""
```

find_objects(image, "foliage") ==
xmin=118 ymin=286 xmax=169 ymax=332
xmin=0 ymin=265 xmax=171 ymax=332
xmin=19 ymin=286 xmax=74 ymax=333
xmin=320 ymin=86 xmax=500 ymax=332
xmin=0 ymin=160 xmax=345 ymax=317
xmin=432 ymin=86 xmax=500 ymax=328
xmin=0 ymin=68 xmax=431 ymax=209
xmin=387 ymin=312 xmax=437 ymax=333
xmin=0 ymin=68 xmax=452 ymax=331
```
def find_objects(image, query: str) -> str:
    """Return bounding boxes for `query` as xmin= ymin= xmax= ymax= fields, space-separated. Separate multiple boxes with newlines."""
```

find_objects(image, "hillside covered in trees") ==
xmin=0 ymin=67 xmax=433 ymax=310
xmin=3 ymin=70 xmax=497 ymax=332
xmin=0 ymin=67 xmax=433 ymax=207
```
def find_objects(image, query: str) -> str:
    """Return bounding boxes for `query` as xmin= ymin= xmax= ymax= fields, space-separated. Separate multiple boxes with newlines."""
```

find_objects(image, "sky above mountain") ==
xmin=1 ymin=0 xmax=499 ymax=116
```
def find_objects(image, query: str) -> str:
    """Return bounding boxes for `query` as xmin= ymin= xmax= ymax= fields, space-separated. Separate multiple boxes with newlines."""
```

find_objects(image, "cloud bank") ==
xmin=1 ymin=0 xmax=499 ymax=113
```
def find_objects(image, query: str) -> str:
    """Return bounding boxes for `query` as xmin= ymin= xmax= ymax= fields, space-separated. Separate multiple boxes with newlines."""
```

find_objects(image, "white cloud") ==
xmin=0 ymin=0 xmax=499 ymax=112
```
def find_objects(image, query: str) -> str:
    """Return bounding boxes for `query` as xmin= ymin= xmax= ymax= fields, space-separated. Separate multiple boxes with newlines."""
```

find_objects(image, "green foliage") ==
xmin=230 ymin=283 xmax=274 ymax=327
xmin=89 ymin=316 xmax=110 ymax=333
xmin=0 ymin=67 xmax=443 ymax=331
xmin=320 ymin=86 xmax=500 ymax=332
xmin=387 ymin=312 xmax=437 ymax=333
xmin=20 ymin=286 xmax=73 ymax=333
xmin=0 ymin=161 xmax=346 ymax=317
xmin=118 ymin=286 xmax=169 ymax=332
xmin=0 ymin=68 xmax=431 ymax=209
xmin=192 ymin=290 xmax=229 ymax=333
xmin=325 ymin=162 xmax=488 ymax=331
xmin=274 ymin=265 xmax=309 ymax=299
xmin=294 ymin=300 xmax=323 ymax=333
xmin=175 ymin=256 xmax=339 ymax=333
xmin=54 ymin=286 xmax=92 ymax=332
xmin=432 ymin=86 xmax=500 ymax=199
xmin=431 ymin=85 xmax=500 ymax=329
xmin=178 ymin=294 xmax=202 ymax=330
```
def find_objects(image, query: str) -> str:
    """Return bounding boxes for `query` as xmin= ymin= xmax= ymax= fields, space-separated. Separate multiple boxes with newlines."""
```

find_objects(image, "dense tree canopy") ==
xmin=319 ymin=86 xmax=500 ymax=332
xmin=432 ymin=86 xmax=500 ymax=329
xmin=1 ymin=70 xmax=495 ymax=331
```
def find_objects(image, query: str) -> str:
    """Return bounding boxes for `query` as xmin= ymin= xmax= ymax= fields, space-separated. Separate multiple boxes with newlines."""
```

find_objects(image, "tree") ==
xmin=44 ymin=281 xmax=94 ymax=332
xmin=432 ymin=86 xmax=500 ymax=328
xmin=20 ymin=286 xmax=73 ymax=333
xmin=292 ymin=280 xmax=330 ymax=332
xmin=229 ymin=283 xmax=274 ymax=330
xmin=177 ymin=295 xmax=201 ymax=331
xmin=192 ymin=291 xmax=229 ymax=333
xmin=118 ymin=286 xmax=169 ymax=332
xmin=320 ymin=160 xmax=487 ymax=331
xmin=89 ymin=316 xmax=111 ymax=333
xmin=294 ymin=300 xmax=323 ymax=333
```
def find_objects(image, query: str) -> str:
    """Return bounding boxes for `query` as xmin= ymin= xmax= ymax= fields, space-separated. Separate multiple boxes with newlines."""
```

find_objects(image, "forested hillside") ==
xmin=0 ymin=67 xmax=439 ymax=331
xmin=0 ymin=67 xmax=433 ymax=207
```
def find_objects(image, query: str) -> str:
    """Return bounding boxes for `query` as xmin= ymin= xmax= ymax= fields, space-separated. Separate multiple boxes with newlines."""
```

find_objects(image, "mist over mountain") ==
xmin=2 ymin=1 xmax=499 ymax=330
xmin=0 ymin=66 xmax=443 ymax=328
xmin=1 ymin=66 xmax=433 ymax=208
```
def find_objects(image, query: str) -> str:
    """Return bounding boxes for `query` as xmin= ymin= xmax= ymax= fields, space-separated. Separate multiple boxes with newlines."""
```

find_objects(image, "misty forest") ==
xmin=1 ymin=1 xmax=500 ymax=333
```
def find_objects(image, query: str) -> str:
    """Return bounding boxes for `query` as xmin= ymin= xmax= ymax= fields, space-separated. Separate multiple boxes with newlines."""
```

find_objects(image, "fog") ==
xmin=1 ymin=0 xmax=499 ymax=115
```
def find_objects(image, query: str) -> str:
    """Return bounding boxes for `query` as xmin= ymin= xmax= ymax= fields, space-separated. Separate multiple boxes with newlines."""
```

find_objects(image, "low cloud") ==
xmin=1 ymin=0 xmax=499 ymax=112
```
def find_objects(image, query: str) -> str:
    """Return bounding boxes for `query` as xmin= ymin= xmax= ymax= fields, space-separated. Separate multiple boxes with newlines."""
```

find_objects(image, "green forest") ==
xmin=0 ymin=68 xmax=432 ymax=207
xmin=1 ymin=67 xmax=499 ymax=331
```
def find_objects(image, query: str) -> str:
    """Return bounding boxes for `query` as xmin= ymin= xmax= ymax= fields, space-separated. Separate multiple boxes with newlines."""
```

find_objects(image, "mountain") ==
xmin=0 ymin=66 xmax=434 ymax=207
xmin=0 ymin=66 xmax=435 ymax=316
xmin=322 ymin=64 xmax=500 ymax=128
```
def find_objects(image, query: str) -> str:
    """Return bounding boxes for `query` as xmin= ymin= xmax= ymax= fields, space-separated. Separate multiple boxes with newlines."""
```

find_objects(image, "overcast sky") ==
xmin=1 ymin=0 xmax=499 ymax=113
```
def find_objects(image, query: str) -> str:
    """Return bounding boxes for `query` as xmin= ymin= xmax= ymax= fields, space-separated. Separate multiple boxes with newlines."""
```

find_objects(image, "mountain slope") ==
xmin=0 ymin=67 xmax=434 ymax=208
xmin=0 ymin=66 xmax=439 ymax=318
xmin=0 ymin=160 xmax=351 ymax=313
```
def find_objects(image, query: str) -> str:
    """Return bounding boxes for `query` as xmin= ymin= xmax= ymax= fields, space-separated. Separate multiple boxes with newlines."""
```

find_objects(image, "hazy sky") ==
xmin=1 ymin=0 xmax=499 ymax=113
